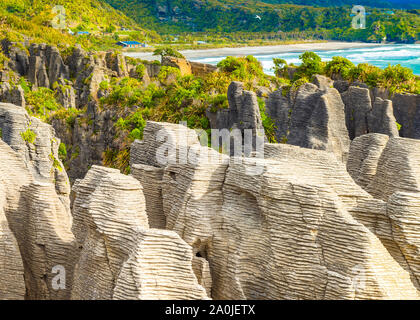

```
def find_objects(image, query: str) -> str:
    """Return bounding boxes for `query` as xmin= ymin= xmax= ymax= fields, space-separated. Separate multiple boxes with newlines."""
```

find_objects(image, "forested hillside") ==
xmin=0 ymin=0 xmax=160 ymax=50
xmin=104 ymin=0 xmax=420 ymax=43
xmin=261 ymin=0 xmax=420 ymax=9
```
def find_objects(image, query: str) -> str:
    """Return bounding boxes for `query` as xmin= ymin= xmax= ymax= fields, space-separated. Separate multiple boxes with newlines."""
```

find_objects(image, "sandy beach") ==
xmin=124 ymin=41 xmax=384 ymax=61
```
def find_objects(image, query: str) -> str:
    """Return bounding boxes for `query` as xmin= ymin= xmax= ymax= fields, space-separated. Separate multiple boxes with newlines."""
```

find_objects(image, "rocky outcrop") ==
xmin=130 ymin=121 xmax=201 ymax=168
xmin=0 ymin=83 xmax=25 ymax=107
xmin=392 ymin=93 xmax=420 ymax=139
xmin=28 ymin=44 xmax=69 ymax=89
xmin=0 ymin=191 xmax=25 ymax=300
xmin=1 ymin=40 xmax=29 ymax=76
xmin=311 ymin=74 xmax=333 ymax=91
xmin=0 ymin=142 xmax=26 ymax=300
xmin=388 ymin=192 xmax=420 ymax=286
xmin=341 ymin=86 xmax=399 ymax=139
xmin=206 ymin=81 xmax=266 ymax=155
xmin=348 ymin=133 xmax=420 ymax=288
xmin=341 ymin=86 xmax=372 ymax=140
xmin=190 ymin=61 xmax=218 ymax=77
xmin=71 ymin=166 xmax=208 ymax=300
xmin=105 ymin=52 xmax=128 ymax=78
xmin=14 ymin=181 xmax=76 ymax=300
xmin=367 ymin=97 xmax=399 ymax=137
xmin=348 ymin=134 xmax=420 ymax=201
xmin=0 ymin=103 xmax=70 ymax=211
xmin=162 ymin=56 xmax=192 ymax=76
xmin=267 ymin=82 xmax=350 ymax=162
xmin=347 ymin=133 xmax=390 ymax=190
xmin=0 ymin=139 xmax=75 ymax=300
xmin=130 ymin=121 xmax=420 ymax=300
xmin=131 ymin=164 xmax=165 ymax=229
xmin=54 ymin=79 xmax=76 ymax=109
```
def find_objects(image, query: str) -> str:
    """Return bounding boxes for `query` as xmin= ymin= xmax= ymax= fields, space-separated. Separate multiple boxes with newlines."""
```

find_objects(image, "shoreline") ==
xmin=124 ymin=41 xmax=385 ymax=61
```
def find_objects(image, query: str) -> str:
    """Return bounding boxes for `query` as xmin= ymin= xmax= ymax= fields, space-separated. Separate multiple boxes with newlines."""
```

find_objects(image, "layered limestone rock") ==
xmin=367 ymin=97 xmax=399 ymax=137
xmin=131 ymin=164 xmax=166 ymax=229
xmin=347 ymin=134 xmax=420 ymax=289
xmin=28 ymin=43 xmax=69 ymax=89
xmin=54 ymin=79 xmax=76 ymax=109
xmin=0 ymin=193 xmax=25 ymax=300
xmin=1 ymin=40 xmax=29 ymax=76
xmin=190 ymin=61 xmax=218 ymax=77
xmin=266 ymin=82 xmax=350 ymax=162
xmin=0 ymin=140 xmax=75 ymax=300
xmin=392 ymin=93 xmax=420 ymax=139
xmin=387 ymin=192 xmax=420 ymax=286
xmin=15 ymin=182 xmax=76 ymax=300
xmin=206 ymin=81 xmax=266 ymax=155
xmin=366 ymin=137 xmax=420 ymax=201
xmin=347 ymin=133 xmax=390 ymax=190
xmin=105 ymin=52 xmax=128 ymax=78
xmin=207 ymin=81 xmax=264 ymax=133
xmin=130 ymin=121 xmax=419 ymax=300
xmin=162 ymin=56 xmax=192 ymax=76
xmin=341 ymin=86 xmax=372 ymax=140
xmin=212 ymin=157 xmax=418 ymax=299
xmin=0 ymin=146 xmax=26 ymax=299
xmin=311 ymin=74 xmax=334 ymax=91
xmin=130 ymin=121 xmax=201 ymax=168
xmin=341 ymin=87 xmax=399 ymax=139
xmin=0 ymin=83 xmax=25 ymax=107
xmin=0 ymin=103 xmax=70 ymax=211
xmin=348 ymin=134 xmax=420 ymax=200
xmin=71 ymin=166 xmax=208 ymax=300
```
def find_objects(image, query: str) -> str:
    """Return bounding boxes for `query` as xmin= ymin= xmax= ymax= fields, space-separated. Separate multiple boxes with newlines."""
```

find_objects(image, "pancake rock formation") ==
xmin=129 ymin=121 xmax=420 ymax=300
xmin=71 ymin=165 xmax=208 ymax=300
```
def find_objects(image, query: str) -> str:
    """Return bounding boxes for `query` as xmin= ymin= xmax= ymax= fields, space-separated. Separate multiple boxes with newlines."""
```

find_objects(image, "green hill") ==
xmin=103 ymin=0 xmax=420 ymax=43
xmin=260 ymin=0 xmax=420 ymax=9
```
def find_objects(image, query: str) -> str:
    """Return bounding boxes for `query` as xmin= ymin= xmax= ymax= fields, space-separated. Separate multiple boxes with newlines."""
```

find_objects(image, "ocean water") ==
xmin=190 ymin=44 xmax=420 ymax=76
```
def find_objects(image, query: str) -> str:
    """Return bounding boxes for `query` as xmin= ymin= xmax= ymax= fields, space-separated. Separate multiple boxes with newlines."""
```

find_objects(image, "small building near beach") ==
xmin=116 ymin=41 xmax=145 ymax=48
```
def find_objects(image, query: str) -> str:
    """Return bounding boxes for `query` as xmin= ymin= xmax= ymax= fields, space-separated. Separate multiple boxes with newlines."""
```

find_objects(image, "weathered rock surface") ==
xmin=0 ymin=140 xmax=75 ymax=300
xmin=162 ymin=56 xmax=192 ymax=76
xmin=0 ymin=103 xmax=70 ymax=210
xmin=392 ymin=93 xmax=420 ymax=139
xmin=312 ymin=74 xmax=334 ymax=91
xmin=130 ymin=121 xmax=201 ymax=168
xmin=347 ymin=133 xmax=390 ymax=190
xmin=1 ymin=40 xmax=29 ymax=76
xmin=0 ymin=142 xmax=26 ymax=300
xmin=15 ymin=182 xmax=76 ymax=299
xmin=367 ymin=97 xmax=399 ymax=137
xmin=348 ymin=133 xmax=420 ymax=201
xmin=267 ymin=82 xmax=350 ymax=162
xmin=206 ymin=81 xmax=266 ymax=155
xmin=341 ymin=86 xmax=372 ymax=140
xmin=131 ymin=164 xmax=165 ymax=229
xmin=54 ymin=79 xmax=76 ymax=109
xmin=190 ymin=61 xmax=218 ymax=77
xmin=0 ymin=103 xmax=76 ymax=299
xmin=28 ymin=44 xmax=69 ymax=88
xmin=388 ymin=192 xmax=420 ymax=287
xmin=347 ymin=134 xmax=420 ymax=289
xmin=71 ymin=166 xmax=208 ymax=300
xmin=130 ymin=121 xmax=420 ymax=300
xmin=0 ymin=83 xmax=25 ymax=107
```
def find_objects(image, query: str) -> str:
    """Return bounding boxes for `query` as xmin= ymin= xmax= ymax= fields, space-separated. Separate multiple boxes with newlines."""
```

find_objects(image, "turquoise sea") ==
xmin=190 ymin=44 xmax=420 ymax=75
